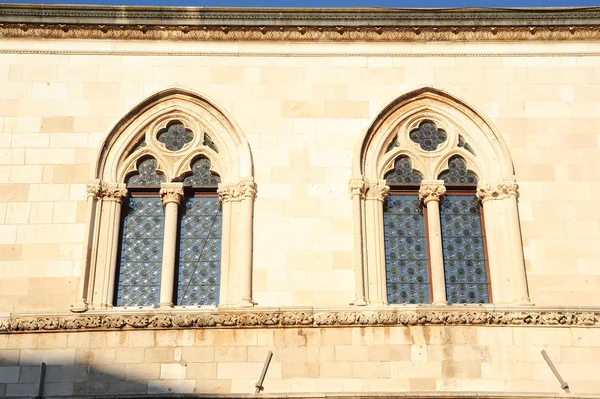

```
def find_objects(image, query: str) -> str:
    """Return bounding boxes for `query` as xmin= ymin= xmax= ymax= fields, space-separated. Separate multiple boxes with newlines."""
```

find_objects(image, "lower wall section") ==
xmin=0 ymin=325 xmax=599 ymax=397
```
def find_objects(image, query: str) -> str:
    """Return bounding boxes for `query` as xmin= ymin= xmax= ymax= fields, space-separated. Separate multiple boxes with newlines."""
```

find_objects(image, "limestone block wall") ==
xmin=1 ymin=325 xmax=599 ymax=396
xmin=0 ymin=40 xmax=599 ymax=309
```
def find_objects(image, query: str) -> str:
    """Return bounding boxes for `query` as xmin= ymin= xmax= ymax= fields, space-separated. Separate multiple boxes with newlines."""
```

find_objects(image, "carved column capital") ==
xmin=100 ymin=183 xmax=128 ymax=203
xmin=477 ymin=177 xmax=518 ymax=202
xmin=86 ymin=179 xmax=102 ymax=199
xmin=349 ymin=178 xmax=367 ymax=199
xmin=419 ymin=180 xmax=446 ymax=205
xmin=218 ymin=180 xmax=257 ymax=202
xmin=159 ymin=183 xmax=184 ymax=205
xmin=365 ymin=181 xmax=390 ymax=202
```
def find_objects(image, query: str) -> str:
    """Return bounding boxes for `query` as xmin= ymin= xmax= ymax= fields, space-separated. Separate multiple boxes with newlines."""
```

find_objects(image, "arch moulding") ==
xmin=73 ymin=87 xmax=256 ymax=312
xmin=350 ymin=86 xmax=531 ymax=307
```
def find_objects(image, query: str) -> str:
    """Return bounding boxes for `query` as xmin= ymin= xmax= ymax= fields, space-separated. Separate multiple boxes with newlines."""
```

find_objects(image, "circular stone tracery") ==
xmin=409 ymin=120 xmax=447 ymax=151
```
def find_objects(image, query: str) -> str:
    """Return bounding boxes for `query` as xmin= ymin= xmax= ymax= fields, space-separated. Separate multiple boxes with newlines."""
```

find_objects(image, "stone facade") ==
xmin=0 ymin=4 xmax=600 ymax=398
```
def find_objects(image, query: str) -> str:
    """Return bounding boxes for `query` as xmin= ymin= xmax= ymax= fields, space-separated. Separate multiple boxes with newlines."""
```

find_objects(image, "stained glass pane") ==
xmin=385 ymin=157 xmax=422 ymax=185
xmin=126 ymin=158 xmax=165 ymax=187
xmin=183 ymin=157 xmax=221 ymax=187
xmin=177 ymin=197 xmax=222 ymax=306
xmin=116 ymin=197 xmax=164 ymax=307
xmin=383 ymin=195 xmax=430 ymax=304
xmin=386 ymin=136 xmax=398 ymax=152
xmin=157 ymin=121 xmax=194 ymax=152
xmin=409 ymin=120 xmax=447 ymax=151
xmin=438 ymin=156 xmax=478 ymax=185
xmin=203 ymin=134 xmax=219 ymax=153
xmin=440 ymin=195 xmax=490 ymax=304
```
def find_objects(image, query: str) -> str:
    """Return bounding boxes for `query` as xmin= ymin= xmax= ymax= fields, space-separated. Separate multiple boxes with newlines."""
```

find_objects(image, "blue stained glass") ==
xmin=177 ymin=197 xmax=222 ymax=306
xmin=383 ymin=195 xmax=430 ymax=304
xmin=126 ymin=158 xmax=165 ymax=187
xmin=116 ymin=197 xmax=164 ymax=307
xmin=183 ymin=157 xmax=221 ymax=187
xmin=438 ymin=156 xmax=478 ymax=185
xmin=410 ymin=120 xmax=447 ymax=151
xmin=385 ymin=157 xmax=423 ymax=185
xmin=157 ymin=121 xmax=194 ymax=152
xmin=440 ymin=195 xmax=490 ymax=304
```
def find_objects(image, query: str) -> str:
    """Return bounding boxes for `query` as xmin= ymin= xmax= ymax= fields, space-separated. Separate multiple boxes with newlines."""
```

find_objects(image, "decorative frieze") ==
xmin=477 ymin=178 xmax=518 ymax=202
xmin=418 ymin=180 xmax=446 ymax=204
xmin=2 ymin=24 xmax=600 ymax=42
xmin=1 ymin=308 xmax=599 ymax=333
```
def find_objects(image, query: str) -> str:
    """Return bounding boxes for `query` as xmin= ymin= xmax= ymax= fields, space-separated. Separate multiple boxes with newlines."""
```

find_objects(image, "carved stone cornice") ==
xmin=159 ymin=183 xmax=184 ymax=205
xmin=418 ymin=180 xmax=446 ymax=205
xmin=366 ymin=182 xmax=390 ymax=202
xmin=349 ymin=178 xmax=367 ymax=199
xmin=99 ymin=183 xmax=128 ymax=203
xmin=477 ymin=178 xmax=518 ymax=202
xmin=86 ymin=179 xmax=102 ymax=200
xmin=217 ymin=180 xmax=257 ymax=202
xmin=3 ymin=25 xmax=600 ymax=43
xmin=1 ymin=308 xmax=599 ymax=333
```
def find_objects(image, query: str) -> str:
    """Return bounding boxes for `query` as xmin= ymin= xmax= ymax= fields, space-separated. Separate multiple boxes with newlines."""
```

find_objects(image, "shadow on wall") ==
xmin=0 ymin=357 xmax=219 ymax=398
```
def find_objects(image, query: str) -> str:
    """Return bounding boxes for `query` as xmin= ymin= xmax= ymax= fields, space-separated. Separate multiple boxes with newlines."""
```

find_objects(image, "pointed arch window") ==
xmin=72 ymin=89 xmax=256 ymax=312
xmin=352 ymin=87 xmax=530 ymax=306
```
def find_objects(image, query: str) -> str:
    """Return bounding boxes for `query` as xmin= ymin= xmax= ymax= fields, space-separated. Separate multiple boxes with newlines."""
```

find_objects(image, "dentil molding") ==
xmin=1 ymin=308 xmax=599 ymax=333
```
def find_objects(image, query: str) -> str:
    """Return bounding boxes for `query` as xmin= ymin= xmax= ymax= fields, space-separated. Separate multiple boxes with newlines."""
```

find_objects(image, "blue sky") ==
xmin=2 ymin=0 xmax=598 ymax=8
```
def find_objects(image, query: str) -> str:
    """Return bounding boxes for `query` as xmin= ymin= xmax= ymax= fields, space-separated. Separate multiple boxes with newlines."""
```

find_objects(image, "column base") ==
xmin=432 ymin=300 xmax=448 ymax=306
xmin=70 ymin=299 xmax=88 ymax=313
xmin=158 ymin=302 xmax=174 ymax=309
xmin=353 ymin=298 xmax=368 ymax=306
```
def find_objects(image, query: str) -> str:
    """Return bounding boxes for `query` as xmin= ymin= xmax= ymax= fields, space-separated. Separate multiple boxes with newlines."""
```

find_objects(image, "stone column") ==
xmin=419 ymin=180 xmax=447 ymax=305
xmin=238 ymin=180 xmax=257 ymax=307
xmin=71 ymin=179 xmax=102 ymax=313
xmin=477 ymin=178 xmax=531 ymax=305
xmin=365 ymin=181 xmax=389 ymax=305
xmin=217 ymin=184 xmax=234 ymax=307
xmin=101 ymin=183 xmax=128 ymax=309
xmin=349 ymin=178 xmax=368 ymax=306
xmin=158 ymin=183 xmax=184 ymax=308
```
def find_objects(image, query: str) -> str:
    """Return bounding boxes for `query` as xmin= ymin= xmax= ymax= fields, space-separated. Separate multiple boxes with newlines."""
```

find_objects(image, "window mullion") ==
xmin=158 ymin=183 xmax=184 ymax=308
xmin=419 ymin=180 xmax=448 ymax=305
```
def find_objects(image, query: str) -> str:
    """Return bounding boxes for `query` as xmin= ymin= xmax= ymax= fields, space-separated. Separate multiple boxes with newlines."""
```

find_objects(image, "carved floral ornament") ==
xmin=1 ymin=308 xmax=599 ymax=333
xmin=2 ymin=24 xmax=600 ymax=42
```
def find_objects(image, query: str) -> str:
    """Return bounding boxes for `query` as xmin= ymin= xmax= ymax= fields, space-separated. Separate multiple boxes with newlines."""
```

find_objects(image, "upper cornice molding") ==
xmin=1 ymin=4 xmax=600 ymax=42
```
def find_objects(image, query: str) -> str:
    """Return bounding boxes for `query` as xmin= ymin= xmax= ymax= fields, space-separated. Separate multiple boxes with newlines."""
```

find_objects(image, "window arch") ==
xmin=72 ymin=88 xmax=255 ymax=312
xmin=351 ymin=87 xmax=530 ymax=306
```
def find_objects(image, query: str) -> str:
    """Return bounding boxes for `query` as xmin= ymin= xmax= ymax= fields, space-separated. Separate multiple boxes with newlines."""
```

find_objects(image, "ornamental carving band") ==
xmin=159 ymin=183 xmax=184 ymax=205
xmin=2 ymin=25 xmax=600 ymax=42
xmin=86 ymin=179 xmax=102 ymax=199
xmin=1 ymin=309 xmax=599 ymax=333
xmin=418 ymin=181 xmax=446 ymax=204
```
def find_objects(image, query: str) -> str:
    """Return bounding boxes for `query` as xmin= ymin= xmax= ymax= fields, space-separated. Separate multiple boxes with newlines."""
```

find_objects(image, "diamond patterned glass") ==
xmin=183 ymin=157 xmax=221 ymax=187
xmin=440 ymin=195 xmax=490 ymax=304
xmin=157 ymin=121 xmax=194 ymax=152
xmin=116 ymin=197 xmax=164 ymax=307
xmin=384 ymin=195 xmax=430 ymax=304
xmin=385 ymin=157 xmax=423 ymax=185
xmin=126 ymin=158 xmax=165 ymax=187
xmin=177 ymin=197 xmax=222 ymax=306
xmin=203 ymin=134 xmax=219 ymax=153
xmin=438 ymin=156 xmax=478 ymax=185
xmin=409 ymin=120 xmax=447 ymax=151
